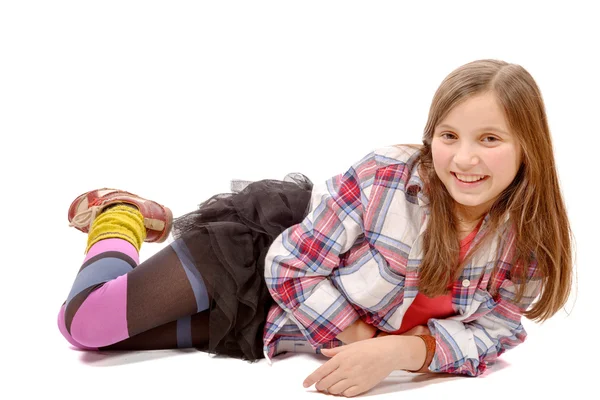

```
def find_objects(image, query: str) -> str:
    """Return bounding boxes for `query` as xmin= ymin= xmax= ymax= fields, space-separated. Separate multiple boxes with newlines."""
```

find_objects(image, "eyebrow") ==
xmin=437 ymin=124 xmax=510 ymax=136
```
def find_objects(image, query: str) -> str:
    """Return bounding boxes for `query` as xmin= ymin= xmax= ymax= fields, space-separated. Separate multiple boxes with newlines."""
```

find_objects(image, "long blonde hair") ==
xmin=412 ymin=59 xmax=573 ymax=322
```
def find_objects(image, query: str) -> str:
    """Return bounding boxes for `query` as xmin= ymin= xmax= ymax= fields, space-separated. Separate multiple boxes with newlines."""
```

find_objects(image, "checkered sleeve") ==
xmin=263 ymin=160 xmax=369 ymax=349
xmin=427 ymin=258 xmax=543 ymax=376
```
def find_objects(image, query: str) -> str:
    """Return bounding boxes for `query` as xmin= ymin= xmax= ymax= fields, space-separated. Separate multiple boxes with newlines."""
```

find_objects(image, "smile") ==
xmin=451 ymin=172 xmax=489 ymax=187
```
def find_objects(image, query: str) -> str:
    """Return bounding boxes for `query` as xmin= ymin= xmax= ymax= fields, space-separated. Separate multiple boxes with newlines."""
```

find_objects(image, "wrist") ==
xmin=410 ymin=335 xmax=436 ymax=373
xmin=387 ymin=335 xmax=429 ymax=371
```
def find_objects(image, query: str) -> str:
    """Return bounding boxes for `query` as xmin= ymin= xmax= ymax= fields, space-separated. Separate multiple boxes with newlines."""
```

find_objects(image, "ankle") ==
xmin=102 ymin=203 xmax=139 ymax=213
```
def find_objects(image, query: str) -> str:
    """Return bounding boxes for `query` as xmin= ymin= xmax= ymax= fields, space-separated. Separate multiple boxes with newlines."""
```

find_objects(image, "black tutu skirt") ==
xmin=171 ymin=173 xmax=313 ymax=362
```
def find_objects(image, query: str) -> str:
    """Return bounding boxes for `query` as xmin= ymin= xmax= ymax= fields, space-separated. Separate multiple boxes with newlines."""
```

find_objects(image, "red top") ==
xmin=393 ymin=219 xmax=483 ymax=334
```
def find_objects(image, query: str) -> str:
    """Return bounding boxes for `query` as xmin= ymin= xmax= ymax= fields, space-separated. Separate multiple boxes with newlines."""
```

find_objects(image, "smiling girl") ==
xmin=59 ymin=59 xmax=573 ymax=397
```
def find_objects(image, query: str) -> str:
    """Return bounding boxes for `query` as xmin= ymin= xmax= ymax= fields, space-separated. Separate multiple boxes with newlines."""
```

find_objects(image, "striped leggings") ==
xmin=57 ymin=237 xmax=212 ymax=351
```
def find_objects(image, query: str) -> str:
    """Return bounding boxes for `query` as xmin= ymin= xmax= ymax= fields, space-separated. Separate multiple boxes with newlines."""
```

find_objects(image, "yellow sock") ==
xmin=85 ymin=204 xmax=147 ymax=253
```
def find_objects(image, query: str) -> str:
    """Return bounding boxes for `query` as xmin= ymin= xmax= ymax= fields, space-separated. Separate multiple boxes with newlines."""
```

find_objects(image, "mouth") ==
xmin=451 ymin=172 xmax=490 ymax=187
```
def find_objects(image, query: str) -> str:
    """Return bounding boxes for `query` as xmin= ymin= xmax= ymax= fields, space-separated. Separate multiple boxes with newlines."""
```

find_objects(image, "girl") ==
xmin=59 ymin=59 xmax=573 ymax=397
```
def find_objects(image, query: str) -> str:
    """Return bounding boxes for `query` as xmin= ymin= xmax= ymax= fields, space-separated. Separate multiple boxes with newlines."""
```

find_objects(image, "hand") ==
xmin=400 ymin=325 xmax=431 ymax=336
xmin=303 ymin=338 xmax=396 ymax=397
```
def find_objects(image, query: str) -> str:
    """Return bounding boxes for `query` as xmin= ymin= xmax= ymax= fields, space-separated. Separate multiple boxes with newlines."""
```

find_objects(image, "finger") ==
xmin=326 ymin=379 xmax=353 ymax=396
xmin=342 ymin=385 xmax=363 ymax=398
xmin=401 ymin=325 xmax=427 ymax=336
xmin=320 ymin=347 xmax=343 ymax=357
xmin=413 ymin=325 xmax=430 ymax=335
xmin=303 ymin=360 xmax=339 ymax=388
xmin=314 ymin=369 xmax=345 ymax=393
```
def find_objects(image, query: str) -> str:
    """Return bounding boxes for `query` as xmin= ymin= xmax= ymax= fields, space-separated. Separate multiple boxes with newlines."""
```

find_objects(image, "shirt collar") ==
xmin=405 ymin=153 xmax=430 ymax=208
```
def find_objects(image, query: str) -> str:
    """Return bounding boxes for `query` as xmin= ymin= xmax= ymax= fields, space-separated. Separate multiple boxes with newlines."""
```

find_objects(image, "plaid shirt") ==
xmin=263 ymin=145 xmax=542 ymax=376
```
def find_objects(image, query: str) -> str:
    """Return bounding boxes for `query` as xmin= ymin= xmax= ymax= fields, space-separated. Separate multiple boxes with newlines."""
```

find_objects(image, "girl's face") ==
xmin=431 ymin=92 xmax=522 ymax=217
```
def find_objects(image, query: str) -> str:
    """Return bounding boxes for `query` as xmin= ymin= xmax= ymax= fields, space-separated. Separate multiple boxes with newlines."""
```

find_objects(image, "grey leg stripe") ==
xmin=177 ymin=316 xmax=193 ymax=348
xmin=170 ymin=239 xmax=210 ymax=312
xmin=66 ymin=258 xmax=133 ymax=304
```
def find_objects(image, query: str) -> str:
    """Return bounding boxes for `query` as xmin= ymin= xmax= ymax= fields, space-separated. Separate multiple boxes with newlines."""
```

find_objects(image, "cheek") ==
xmin=486 ymin=148 xmax=520 ymax=182
xmin=431 ymin=142 xmax=451 ymax=170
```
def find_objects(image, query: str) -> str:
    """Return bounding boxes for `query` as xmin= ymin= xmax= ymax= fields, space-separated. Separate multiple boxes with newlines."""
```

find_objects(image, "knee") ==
xmin=69 ymin=315 xmax=118 ymax=348
xmin=67 ymin=281 xmax=129 ymax=348
xmin=57 ymin=304 xmax=97 ymax=350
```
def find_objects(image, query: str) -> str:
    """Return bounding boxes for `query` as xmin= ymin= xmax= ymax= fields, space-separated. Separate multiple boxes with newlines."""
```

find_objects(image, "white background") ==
xmin=1 ymin=1 xmax=598 ymax=399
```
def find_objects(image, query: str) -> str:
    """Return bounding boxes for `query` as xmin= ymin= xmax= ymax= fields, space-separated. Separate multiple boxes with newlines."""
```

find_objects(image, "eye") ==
xmin=440 ymin=132 xmax=456 ymax=140
xmin=482 ymin=135 xmax=500 ymax=143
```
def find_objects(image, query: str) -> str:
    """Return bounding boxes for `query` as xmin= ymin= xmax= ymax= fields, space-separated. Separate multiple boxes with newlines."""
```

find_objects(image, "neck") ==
xmin=454 ymin=204 xmax=488 ymax=224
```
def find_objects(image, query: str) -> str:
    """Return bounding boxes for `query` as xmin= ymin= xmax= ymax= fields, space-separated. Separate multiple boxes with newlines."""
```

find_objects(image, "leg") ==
xmin=58 ymin=204 xmax=211 ymax=349
xmin=59 ymin=304 xmax=210 ymax=351
xmin=102 ymin=311 xmax=210 ymax=351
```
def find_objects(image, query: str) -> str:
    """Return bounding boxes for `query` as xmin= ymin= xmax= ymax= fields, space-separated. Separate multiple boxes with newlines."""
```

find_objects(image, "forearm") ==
xmin=384 ymin=335 xmax=428 ymax=372
xmin=335 ymin=321 xmax=429 ymax=371
xmin=335 ymin=318 xmax=377 ymax=344
xmin=427 ymin=317 xmax=520 ymax=376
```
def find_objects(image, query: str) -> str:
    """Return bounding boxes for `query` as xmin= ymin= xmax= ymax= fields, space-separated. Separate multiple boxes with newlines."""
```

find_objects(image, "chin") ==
xmin=456 ymin=196 xmax=499 ymax=215
xmin=456 ymin=200 xmax=483 ymax=208
xmin=449 ymin=193 xmax=487 ymax=208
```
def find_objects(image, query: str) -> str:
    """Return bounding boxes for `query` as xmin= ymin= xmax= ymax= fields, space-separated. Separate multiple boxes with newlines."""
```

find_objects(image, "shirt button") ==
xmin=462 ymin=279 xmax=470 ymax=288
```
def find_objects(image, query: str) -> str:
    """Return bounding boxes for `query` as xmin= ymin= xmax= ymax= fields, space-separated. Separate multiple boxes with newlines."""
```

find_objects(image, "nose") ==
xmin=453 ymin=143 xmax=480 ymax=169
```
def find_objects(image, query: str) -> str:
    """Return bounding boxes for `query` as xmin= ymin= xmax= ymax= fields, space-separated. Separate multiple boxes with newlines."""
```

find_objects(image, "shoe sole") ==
xmin=154 ymin=206 xmax=173 ymax=243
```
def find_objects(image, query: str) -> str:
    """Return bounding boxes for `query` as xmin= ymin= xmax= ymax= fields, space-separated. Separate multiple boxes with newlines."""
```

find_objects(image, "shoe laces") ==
xmin=69 ymin=205 xmax=103 ymax=229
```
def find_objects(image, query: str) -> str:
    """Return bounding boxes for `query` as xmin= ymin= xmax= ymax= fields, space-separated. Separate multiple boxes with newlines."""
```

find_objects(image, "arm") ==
xmin=301 ymin=275 xmax=541 ymax=399
xmin=426 ymin=260 xmax=543 ymax=376
xmin=375 ymin=270 xmax=542 ymax=376
xmin=264 ymin=160 xmax=371 ymax=349
xmin=383 ymin=335 xmax=429 ymax=372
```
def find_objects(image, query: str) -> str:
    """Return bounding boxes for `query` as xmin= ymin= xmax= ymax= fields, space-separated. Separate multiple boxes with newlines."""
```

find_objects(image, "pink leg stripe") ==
xmin=70 ymin=274 xmax=129 ymax=348
xmin=57 ymin=304 xmax=97 ymax=350
xmin=84 ymin=238 xmax=139 ymax=264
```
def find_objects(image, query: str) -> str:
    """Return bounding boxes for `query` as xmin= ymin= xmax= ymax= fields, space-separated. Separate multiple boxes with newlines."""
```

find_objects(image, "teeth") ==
xmin=455 ymin=173 xmax=486 ymax=183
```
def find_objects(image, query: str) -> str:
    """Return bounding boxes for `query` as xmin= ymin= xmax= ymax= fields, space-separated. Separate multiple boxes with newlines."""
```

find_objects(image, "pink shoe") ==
xmin=67 ymin=188 xmax=173 ymax=243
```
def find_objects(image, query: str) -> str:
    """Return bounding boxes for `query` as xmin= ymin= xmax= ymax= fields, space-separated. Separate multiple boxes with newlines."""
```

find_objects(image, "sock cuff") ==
xmin=86 ymin=204 xmax=146 ymax=252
